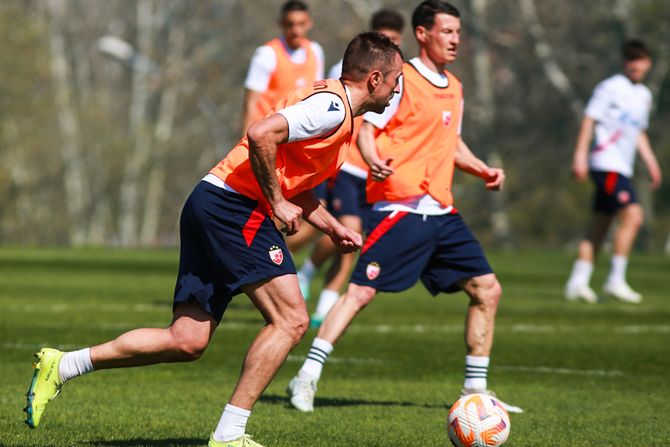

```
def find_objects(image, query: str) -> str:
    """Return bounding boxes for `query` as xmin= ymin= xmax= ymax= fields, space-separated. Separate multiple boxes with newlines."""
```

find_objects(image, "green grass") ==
xmin=1 ymin=247 xmax=669 ymax=446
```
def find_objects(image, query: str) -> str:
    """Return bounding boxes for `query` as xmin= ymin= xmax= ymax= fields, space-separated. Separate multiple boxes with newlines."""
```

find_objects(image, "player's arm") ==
xmin=637 ymin=131 xmax=662 ymax=190
xmin=572 ymin=117 xmax=595 ymax=182
xmin=357 ymin=121 xmax=394 ymax=181
xmin=455 ymin=137 xmax=505 ymax=191
xmin=241 ymin=89 xmax=262 ymax=136
xmin=290 ymin=190 xmax=362 ymax=253
xmin=246 ymin=114 xmax=303 ymax=235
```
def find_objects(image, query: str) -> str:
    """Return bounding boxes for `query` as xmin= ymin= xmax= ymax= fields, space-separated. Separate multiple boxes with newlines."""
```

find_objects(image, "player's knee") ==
xmin=280 ymin=310 xmax=310 ymax=346
xmin=625 ymin=205 xmax=644 ymax=228
xmin=468 ymin=275 xmax=501 ymax=309
xmin=345 ymin=285 xmax=376 ymax=312
xmin=174 ymin=335 xmax=209 ymax=361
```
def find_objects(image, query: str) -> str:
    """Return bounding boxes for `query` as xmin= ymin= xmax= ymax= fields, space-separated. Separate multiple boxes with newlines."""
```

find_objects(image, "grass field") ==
xmin=1 ymin=247 xmax=669 ymax=447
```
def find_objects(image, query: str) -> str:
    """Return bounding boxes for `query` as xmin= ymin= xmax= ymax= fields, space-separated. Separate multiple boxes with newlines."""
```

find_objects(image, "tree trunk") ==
xmin=45 ymin=0 xmax=88 ymax=245
xmin=118 ymin=0 xmax=154 ymax=246
xmin=139 ymin=24 xmax=185 ymax=246
xmin=469 ymin=0 xmax=513 ymax=248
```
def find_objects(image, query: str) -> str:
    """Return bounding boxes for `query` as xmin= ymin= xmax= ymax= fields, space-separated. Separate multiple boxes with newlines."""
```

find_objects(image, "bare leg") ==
xmin=322 ymin=215 xmax=362 ymax=292
xmin=227 ymin=274 xmax=309 ymax=410
xmin=578 ymin=212 xmax=615 ymax=263
xmin=613 ymin=204 xmax=644 ymax=256
xmin=460 ymin=274 xmax=502 ymax=357
xmin=90 ymin=301 xmax=217 ymax=369
xmin=317 ymin=283 xmax=376 ymax=345
xmin=286 ymin=220 xmax=320 ymax=253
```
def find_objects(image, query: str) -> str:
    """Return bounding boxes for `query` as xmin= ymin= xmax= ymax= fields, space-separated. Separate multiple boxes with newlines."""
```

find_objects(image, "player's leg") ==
xmin=289 ymin=211 xmax=432 ymax=412
xmin=211 ymin=274 xmax=308 ymax=443
xmin=604 ymin=203 xmax=644 ymax=302
xmin=566 ymin=171 xmax=620 ymax=302
xmin=287 ymin=282 xmax=376 ymax=412
xmin=24 ymin=301 xmax=217 ymax=429
xmin=311 ymin=214 xmax=363 ymax=327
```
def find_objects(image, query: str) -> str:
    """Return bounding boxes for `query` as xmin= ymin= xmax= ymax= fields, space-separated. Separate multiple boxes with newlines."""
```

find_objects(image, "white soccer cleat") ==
xmin=564 ymin=282 xmax=598 ymax=303
xmin=287 ymin=376 xmax=316 ymax=412
xmin=603 ymin=280 xmax=642 ymax=303
xmin=460 ymin=388 xmax=524 ymax=414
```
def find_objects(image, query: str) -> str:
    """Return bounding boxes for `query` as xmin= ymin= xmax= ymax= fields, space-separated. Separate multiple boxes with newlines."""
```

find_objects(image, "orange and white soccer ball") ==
xmin=447 ymin=393 xmax=510 ymax=447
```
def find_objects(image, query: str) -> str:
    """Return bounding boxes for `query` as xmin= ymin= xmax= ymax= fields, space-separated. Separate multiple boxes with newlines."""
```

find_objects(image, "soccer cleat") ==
xmin=564 ymin=283 xmax=598 ymax=303
xmin=603 ymin=280 xmax=642 ymax=303
xmin=460 ymin=388 xmax=524 ymax=414
xmin=297 ymin=272 xmax=311 ymax=301
xmin=24 ymin=348 xmax=65 ymax=428
xmin=309 ymin=313 xmax=325 ymax=329
xmin=287 ymin=376 xmax=316 ymax=412
xmin=208 ymin=433 xmax=266 ymax=447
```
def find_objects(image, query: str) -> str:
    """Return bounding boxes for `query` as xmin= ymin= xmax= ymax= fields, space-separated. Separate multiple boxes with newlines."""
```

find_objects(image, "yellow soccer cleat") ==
xmin=24 ymin=348 xmax=64 ymax=428
xmin=208 ymin=434 xmax=267 ymax=447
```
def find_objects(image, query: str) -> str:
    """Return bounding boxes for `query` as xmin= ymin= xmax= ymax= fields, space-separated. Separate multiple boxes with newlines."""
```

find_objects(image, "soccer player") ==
xmin=241 ymin=0 xmax=324 ymax=135
xmin=23 ymin=33 xmax=403 ymax=447
xmin=565 ymin=39 xmax=662 ymax=304
xmin=296 ymin=9 xmax=406 ymax=326
xmin=288 ymin=0 xmax=523 ymax=415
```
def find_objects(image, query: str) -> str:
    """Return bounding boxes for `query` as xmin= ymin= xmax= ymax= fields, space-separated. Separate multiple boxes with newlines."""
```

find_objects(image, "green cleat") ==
xmin=208 ymin=433 xmax=266 ymax=447
xmin=24 ymin=348 xmax=64 ymax=428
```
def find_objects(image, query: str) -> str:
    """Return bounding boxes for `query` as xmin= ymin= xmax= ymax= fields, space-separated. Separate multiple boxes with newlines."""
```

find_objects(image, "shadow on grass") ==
xmin=88 ymin=439 xmax=203 ymax=447
xmin=260 ymin=393 xmax=450 ymax=410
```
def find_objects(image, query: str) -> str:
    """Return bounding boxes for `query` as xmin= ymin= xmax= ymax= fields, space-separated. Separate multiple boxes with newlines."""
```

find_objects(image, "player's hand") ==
xmin=329 ymin=225 xmax=363 ymax=254
xmin=271 ymin=199 xmax=302 ymax=236
xmin=572 ymin=154 xmax=589 ymax=182
xmin=649 ymin=165 xmax=662 ymax=191
xmin=370 ymin=158 xmax=394 ymax=182
xmin=483 ymin=167 xmax=505 ymax=191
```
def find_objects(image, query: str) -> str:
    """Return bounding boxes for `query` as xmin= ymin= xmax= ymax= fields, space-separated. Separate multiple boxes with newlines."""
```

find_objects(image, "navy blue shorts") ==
xmin=173 ymin=181 xmax=296 ymax=322
xmin=328 ymin=171 xmax=370 ymax=227
xmin=590 ymin=171 xmax=637 ymax=215
xmin=350 ymin=210 xmax=493 ymax=294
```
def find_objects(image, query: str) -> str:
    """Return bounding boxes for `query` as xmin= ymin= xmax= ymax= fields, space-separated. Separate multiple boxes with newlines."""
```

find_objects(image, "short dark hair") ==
xmin=341 ymin=32 xmax=403 ymax=82
xmin=280 ymin=0 xmax=309 ymax=16
xmin=370 ymin=9 xmax=405 ymax=33
xmin=622 ymin=39 xmax=652 ymax=61
xmin=411 ymin=0 xmax=460 ymax=30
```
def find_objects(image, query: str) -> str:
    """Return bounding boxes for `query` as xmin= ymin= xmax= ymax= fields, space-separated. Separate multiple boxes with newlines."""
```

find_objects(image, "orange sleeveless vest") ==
xmin=366 ymin=61 xmax=463 ymax=207
xmin=211 ymin=79 xmax=354 ymax=210
xmin=251 ymin=38 xmax=320 ymax=124
xmin=343 ymin=116 xmax=368 ymax=171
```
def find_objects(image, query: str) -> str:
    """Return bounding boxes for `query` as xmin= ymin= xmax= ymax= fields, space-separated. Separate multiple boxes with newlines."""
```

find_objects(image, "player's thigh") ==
xmin=242 ymin=274 xmax=308 ymax=330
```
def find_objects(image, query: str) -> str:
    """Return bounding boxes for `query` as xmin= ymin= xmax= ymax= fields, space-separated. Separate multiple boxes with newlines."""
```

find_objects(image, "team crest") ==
xmin=366 ymin=262 xmax=380 ymax=280
xmin=442 ymin=111 xmax=452 ymax=127
xmin=268 ymin=245 xmax=284 ymax=265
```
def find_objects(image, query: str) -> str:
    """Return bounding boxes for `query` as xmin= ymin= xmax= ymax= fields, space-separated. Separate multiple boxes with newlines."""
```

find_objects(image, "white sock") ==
xmin=464 ymin=355 xmax=490 ymax=390
xmin=58 ymin=348 xmax=94 ymax=383
xmin=567 ymin=259 xmax=594 ymax=287
xmin=314 ymin=289 xmax=340 ymax=317
xmin=299 ymin=338 xmax=333 ymax=381
xmin=213 ymin=404 xmax=251 ymax=442
xmin=607 ymin=255 xmax=628 ymax=284
xmin=298 ymin=258 xmax=317 ymax=280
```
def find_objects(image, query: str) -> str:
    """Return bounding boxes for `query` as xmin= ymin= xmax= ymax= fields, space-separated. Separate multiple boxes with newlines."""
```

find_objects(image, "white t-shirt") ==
xmin=244 ymin=38 xmax=325 ymax=93
xmin=586 ymin=73 xmax=652 ymax=177
xmin=365 ymin=57 xmax=459 ymax=216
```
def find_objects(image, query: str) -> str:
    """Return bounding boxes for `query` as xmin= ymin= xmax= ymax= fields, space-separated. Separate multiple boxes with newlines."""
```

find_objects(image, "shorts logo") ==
xmin=366 ymin=262 xmax=380 ymax=280
xmin=442 ymin=111 xmax=452 ymax=127
xmin=269 ymin=245 xmax=284 ymax=265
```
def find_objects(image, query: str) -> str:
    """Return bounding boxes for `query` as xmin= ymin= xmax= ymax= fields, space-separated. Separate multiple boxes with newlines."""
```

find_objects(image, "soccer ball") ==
xmin=447 ymin=393 xmax=510 ymax=447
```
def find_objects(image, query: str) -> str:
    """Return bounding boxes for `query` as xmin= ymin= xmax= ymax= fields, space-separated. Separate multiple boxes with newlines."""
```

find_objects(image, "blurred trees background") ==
xmin=1 ymin=0 xmax=668 ymax=250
